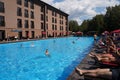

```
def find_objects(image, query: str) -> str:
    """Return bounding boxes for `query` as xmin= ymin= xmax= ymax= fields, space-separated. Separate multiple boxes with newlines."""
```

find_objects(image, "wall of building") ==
xmin=0 ymin=0 xmax=69 ymax=41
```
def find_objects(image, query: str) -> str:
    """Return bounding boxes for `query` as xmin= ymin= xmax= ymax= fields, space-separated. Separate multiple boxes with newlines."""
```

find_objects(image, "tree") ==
xmin=104 ymin=5 xmax=120 ymax=31
xmin=69 ymin=20 xmax=79 ymax=32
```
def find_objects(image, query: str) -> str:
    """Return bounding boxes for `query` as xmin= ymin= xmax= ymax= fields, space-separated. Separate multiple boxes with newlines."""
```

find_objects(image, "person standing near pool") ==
xmin=94 ymin=33 xmax=97 ymax=44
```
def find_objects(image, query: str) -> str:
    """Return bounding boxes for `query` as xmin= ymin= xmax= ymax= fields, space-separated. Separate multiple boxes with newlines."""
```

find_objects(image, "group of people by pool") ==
xmin=75 ymin=34 xmax=120 ymax=80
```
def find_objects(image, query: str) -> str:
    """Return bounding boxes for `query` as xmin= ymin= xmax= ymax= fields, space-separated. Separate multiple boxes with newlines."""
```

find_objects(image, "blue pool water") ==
xmin=0 ymin=37 xmax=94 ymax=80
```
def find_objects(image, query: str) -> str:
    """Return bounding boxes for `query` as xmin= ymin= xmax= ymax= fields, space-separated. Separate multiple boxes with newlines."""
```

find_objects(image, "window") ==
xmin=25 ymin=31 xmax=29 ymax=38
xmin=60 ymin=26 xmax=61 ymax=30
xmin=62 ymin=20 xmax=63 ymax=24
xmin=0 ymin=16 xmax=5 ymax=26
xmin=41 ymin=14 xmax=44 ymax=21
xmin=31 ymin=31 xmax=34 ymax=38
xmin=55 ymin=18 xmax=57 ymax=23
xmin=31 ymin=21 xmax=34 ymax=28
xmin=17 ymin=0 xmax=22 ymax=5
xmin=66 ymin=21 xmax=67 ymax=25
xmin=59 ymin=14 xmax=61 ymax=18
xmin=60 ymin=20 xmax=61 ymax=24
xmin=46 ymin=23 xmax=48 ymax=30
xmin=17 ymin=7 xmax=22 ymax=16
xmin=30 ymin=11 xmax=34 ymax=19
xmin=52 ymin=11 xmax=54 ymax=16
xmin=24 ymin=0 xmax=28 ymax=7
xmin=55 ymin=12 xmax=57 ymax=17
xmin=52 ymin=18 xmax=54 ymax=23
xmin=41 ymin=23 xmax=44 ymax=29
xmin=62 ymin=26 xmax=64 ymax=30
xmin=46 ymin=16 xmax=48 ymax=21
xmin=46 ymin=7 xmax=48 ymax=13
xmin=65 ymin=17 xmax=67 ymax=20
xmin=0 ymin=1 xmax=4 ymax=13
xmin=17 ymin=19 xmax=22 ymax=28
xmin=41 ymin=6 xmax=44 ymax=12
xmin=52 ymin=24 xmax=54 ymax=30
xmin=30 ymin=0 xmax=34 ymax=9
xmin=24 ymin=20 xmax=29 ymax=28
xmin=24 ymin=9 xmax=29 ymax=18
xmin=55 ymin=25 xmax=57 ymax=30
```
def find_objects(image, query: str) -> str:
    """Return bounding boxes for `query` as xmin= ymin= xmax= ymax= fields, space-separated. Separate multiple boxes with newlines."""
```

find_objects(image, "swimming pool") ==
xmin=0 ymin=37 xmax=94 ymax=80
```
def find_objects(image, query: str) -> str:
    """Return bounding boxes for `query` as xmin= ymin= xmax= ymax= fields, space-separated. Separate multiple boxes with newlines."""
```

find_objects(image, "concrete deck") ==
xmin=67 ymin=45 xmax=104 ymax=80
xmin=67 ymin=51 xmax=96 ymax=80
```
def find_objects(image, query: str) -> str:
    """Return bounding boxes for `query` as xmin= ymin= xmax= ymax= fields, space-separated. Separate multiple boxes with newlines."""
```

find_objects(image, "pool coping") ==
xmin=0 ymin=36 xmax=70 ymax=44
xmin=67 ymin=46 xmax=97 ymax=80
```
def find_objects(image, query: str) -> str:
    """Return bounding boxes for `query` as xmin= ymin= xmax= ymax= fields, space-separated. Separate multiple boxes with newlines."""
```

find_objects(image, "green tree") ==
xmin=104 ymin=5 xmax=120 ymax=31
xmin=69 ymin=20 xmax=79 ymax=32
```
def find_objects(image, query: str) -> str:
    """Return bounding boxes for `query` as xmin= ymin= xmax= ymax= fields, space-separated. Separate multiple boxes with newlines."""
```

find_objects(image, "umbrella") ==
xmin=111 ymin=29 xmax=120 ymax=33
xmin=104 ymin=31 xmax=109 ymax=34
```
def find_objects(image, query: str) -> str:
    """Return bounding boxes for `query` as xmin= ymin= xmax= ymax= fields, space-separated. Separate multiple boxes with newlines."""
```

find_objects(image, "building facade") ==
xmin=0 ymin=0 xmax=69 ymax=40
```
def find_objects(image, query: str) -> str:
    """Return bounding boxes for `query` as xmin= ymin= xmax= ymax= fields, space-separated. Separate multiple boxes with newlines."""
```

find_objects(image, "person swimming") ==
xmin=31 ymin=42 xmax=34 ymax=47
xmin=72 ymin=41 xmax=75 ymax=44
xmin=45 ymin=49 xmax=50 ymax=57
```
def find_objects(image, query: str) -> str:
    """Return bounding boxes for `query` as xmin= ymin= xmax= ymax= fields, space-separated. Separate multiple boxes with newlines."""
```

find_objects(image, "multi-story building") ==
xmin=0 ymin=0 xmax=69 ymax=40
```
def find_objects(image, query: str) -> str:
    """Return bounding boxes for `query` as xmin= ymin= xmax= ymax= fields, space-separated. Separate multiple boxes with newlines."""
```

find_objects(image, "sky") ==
xmin=41 ymin=0 xmax=120 ymax=25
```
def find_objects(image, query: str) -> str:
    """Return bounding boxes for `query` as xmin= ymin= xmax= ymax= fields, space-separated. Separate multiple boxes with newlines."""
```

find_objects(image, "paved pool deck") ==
xmin=67 ymin=47 xmax=100 ymax=80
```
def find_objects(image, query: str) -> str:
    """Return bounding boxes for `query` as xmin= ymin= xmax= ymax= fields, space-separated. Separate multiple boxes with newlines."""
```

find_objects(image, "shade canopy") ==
xmin=11 ymin=29 xmax=22 ymax=32
xmin=111 ymin=29 xmax=120 ymax=33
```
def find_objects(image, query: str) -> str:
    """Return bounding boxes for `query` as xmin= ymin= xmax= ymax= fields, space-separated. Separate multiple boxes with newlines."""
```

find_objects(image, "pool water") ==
xmin=0 ymin=37 xmax=94 ymax=80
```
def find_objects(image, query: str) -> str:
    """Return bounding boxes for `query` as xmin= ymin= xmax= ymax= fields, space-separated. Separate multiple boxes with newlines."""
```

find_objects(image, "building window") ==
xmin=31 ymin=31 xmax=34 ymax=38
xmin=60 ymin=20 xmax=61 ymax=24
xmin=0 ymin=16 xmax=5 ymax=26
xmin=52 ymin=24 xmax=54 ymax=30
xmin=62 ymin=20 xmax=63 ymax=24
xmin=59 ymin=14 xmax=61 ymax=18
xmin=62 ymin=26 xmax=64 ymax=30
xmin=17 ymin=19 xmax=22 ymax=28
xmin=62 ymin=16 xmax=63 ymax=19
xmin=66 ymin=21 xmax=67 ymax=25
xmin=55 ymin=12 xmax=57 ymax=17
xmin=30 ymin=11 xmax=34 ymax=19
xmin=46 ymin=16 xmax=48 ymax=21
xmin=41 ymin=23 xmax=44 ymax=29
xmin=25 ymin=31 xmax=29 ymax=38
xmin=46 ymin=23 xmax=48 ymax=30
xmin=41 ymin=14 xmax=44 ymax=21
xmin=55 ymin=25 xmax=57 ymax=30
xmin=24 ymin=20 xmax=29 ymax=28
xmin=52 ymin=11 xmax=54 ymax=16
xmin=41 ymin=6 xmax=44 ymax=12
xmin=46 ymin=7 xmax=48 ymax=14
xmin=0 ymin=1 xmax=4 ymax=13
xmin=60 ymin=26 xmax=62 ymax=30
xmin=55 ymin=18 xmax=57 ymax=23
xmin=52 ymin=18 xmax=54 ymax=23
xmin=24 ymin=0 xmax=28 ymax=7
xmin=17 ymin=7 xmax=22 ymax=16
xmin=17 ymin=0 xmax=22 ymax=5
xmin=30 ymin=0 xmax=34 ymax=9
xmin=31 ymin=21 xmax=34 ymax=28
xmin=24 ymin=9 xmax=29 ymax=18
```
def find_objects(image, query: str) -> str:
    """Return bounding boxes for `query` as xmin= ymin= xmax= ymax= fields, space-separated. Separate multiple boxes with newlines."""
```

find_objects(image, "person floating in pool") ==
xmin=45 ymin=49 xmax=50 ymax=57
xmin=20 ymin=44 xmax=23 ymax=47
xmin=72 ymin=41 xmax=75 ymax=44
xmin=31 ymin=42 xmax=34 ymax=47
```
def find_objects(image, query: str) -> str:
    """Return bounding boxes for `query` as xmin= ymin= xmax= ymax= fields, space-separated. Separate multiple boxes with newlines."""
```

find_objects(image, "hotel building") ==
xmin=0 ymin=0 xmax=69 ymax=40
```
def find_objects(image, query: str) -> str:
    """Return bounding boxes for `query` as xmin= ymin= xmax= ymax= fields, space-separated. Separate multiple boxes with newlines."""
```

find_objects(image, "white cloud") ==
xmin=41 ymin=0 xmax=120 ymax=25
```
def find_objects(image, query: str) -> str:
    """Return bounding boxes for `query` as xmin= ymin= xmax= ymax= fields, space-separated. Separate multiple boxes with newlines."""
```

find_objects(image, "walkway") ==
xmin=67 ymin=47 xmax=103 ymax=80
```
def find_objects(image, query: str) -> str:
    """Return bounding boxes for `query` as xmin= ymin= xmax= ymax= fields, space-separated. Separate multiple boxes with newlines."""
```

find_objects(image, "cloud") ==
xmin=41 ymin=0 xmax=120 ymax=25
